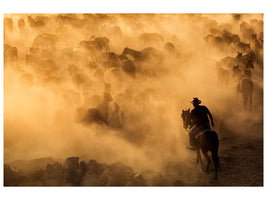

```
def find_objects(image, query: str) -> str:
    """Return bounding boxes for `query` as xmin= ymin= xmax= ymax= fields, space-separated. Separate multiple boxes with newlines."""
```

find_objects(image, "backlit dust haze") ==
xmin=4 ymin=14 xmax=263 ymax=173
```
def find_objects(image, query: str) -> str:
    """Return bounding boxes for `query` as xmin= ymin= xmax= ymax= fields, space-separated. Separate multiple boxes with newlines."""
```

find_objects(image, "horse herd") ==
xmin=4 ymin=14 xmax=263 ymax=182
xmin=205 ymin=17 xmax=263 ymax=111
xmin=215 ymin=33 xmax=263 ymax=111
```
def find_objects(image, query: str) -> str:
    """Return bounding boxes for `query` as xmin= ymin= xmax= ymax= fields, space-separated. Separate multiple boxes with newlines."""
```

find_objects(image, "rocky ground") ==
xmin=4 ymin=130 xmax=263 ymax=187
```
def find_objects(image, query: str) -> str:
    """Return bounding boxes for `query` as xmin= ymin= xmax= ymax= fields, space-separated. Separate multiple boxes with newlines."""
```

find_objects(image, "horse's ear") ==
xmin=189 ymin=108 xmax=190 ymax=111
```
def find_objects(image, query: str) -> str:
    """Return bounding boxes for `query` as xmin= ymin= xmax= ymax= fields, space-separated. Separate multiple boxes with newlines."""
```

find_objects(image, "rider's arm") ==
xmin=206 ymin=108 xmax=214 ymax=127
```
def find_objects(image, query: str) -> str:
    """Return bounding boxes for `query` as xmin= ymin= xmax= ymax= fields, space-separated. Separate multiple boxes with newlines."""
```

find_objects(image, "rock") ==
xmin=98 ymin=171 xmax=112 ymax=186
xmin=66 ymin=157 xmax=79 ymax=170
xmin=88 ymin=159 xmax=98 ymax=168
xmin=130 ymin=174 xmax=147 ymax=186
xmin=87 ymin=159 xmax=102 ymax=176
xmin=65 ymin=157 xmax=82 ymax=185
xmin=8 ymin=157 xmax=56 ymax=173
xmin=46 ymin=162 xmax=63 ymax=175
xmin=80 ymin=161 xmax=88 ymax=172
xmin=80 ymin=172 xmax=99 ymax=186
xmin=4 ymin=164 xmax=22 ymax=186
xmin=105 ymin=162 xmax=135 ymax=186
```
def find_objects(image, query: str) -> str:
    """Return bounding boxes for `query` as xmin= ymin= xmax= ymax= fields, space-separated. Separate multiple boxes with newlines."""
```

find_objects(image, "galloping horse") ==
xmin=181 ymin=109 xmax=220 ymax=180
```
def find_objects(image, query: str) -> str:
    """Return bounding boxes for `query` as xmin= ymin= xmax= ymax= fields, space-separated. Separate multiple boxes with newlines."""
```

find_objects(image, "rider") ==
xmin=188 ymin=97 xmax=214 ymax=149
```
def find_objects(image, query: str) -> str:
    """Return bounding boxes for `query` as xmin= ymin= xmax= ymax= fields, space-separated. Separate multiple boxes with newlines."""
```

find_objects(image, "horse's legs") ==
xmin=196 ymin=148 xmax=203 ymax=170
xmin=212 ymin=150 xmax=220 ymax=180
xmin=243 ymin=95 xmax=248 ymax=110
xmin=249 ymin=94 xmax=253 ymax=111
xmin=201 ymin=149 xmax=211 ymax=173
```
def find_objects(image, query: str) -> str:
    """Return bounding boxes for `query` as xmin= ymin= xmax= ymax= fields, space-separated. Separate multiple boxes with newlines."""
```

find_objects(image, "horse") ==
xmin=4 ymin=44 xmax=18 ymax=69
xmin=79 ymin=36 xmax=110 ymax=54
xmin=120 ymin=47 xmax=146 ymax=62
xmin=238 ymin=78 xmax=253 ymax=111
xmin=232 ymin=65 xmax=242 ymax=81
xmin=231 ymin=42 xmax=251 ymax=54
xmin=181 ymin=109 xmax=220 ymax=180
xmin=216 ymin=64 xmax=230 ymax=87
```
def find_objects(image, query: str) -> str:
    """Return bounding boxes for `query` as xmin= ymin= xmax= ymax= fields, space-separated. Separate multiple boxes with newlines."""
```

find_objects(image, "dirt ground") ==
xmin=182 ymin=130 xmax=263 ymax=186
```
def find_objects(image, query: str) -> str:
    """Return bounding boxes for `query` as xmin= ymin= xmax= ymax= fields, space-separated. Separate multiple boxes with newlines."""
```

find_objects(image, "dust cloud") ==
xmin=4 ymin=14 xmax=263 ymax=176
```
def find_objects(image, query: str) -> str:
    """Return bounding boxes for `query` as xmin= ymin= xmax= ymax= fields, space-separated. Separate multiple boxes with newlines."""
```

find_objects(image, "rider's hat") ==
xmin=191 ymin=97 xmax=201 ymax=104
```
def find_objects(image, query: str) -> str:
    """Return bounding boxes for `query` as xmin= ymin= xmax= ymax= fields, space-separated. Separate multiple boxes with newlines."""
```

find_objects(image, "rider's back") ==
xmin=190 ymin=105 xmax=210 ymax=127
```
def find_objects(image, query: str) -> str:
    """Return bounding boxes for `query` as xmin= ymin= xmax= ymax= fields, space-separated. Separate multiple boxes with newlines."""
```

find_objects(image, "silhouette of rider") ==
xmin=188 ymin=97 xmax=214 ymax=149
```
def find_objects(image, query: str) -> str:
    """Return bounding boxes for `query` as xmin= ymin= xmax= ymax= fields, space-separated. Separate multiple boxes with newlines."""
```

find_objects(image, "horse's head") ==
xmin=251 ymin=34 xmax=257 ymax=41
xmin=121 ymin=47 xmax=129 ymax=55
xmin=236 ymin=51 xmax=242 ymax=58
xmin=233 ymin=64 xmax=240 ymax=71
xmin=181 ymin=108 xmax=193 ymax=131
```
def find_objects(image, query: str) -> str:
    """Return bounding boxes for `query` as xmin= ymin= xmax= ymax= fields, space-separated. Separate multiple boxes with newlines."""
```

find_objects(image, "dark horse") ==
xmin=181 ymin=109 xmax=220 ymax=180
xmin=238 ymin=78 xmax=253 ymax=111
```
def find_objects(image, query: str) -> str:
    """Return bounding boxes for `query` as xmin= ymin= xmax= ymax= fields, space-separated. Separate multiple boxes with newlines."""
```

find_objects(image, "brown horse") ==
xmin=238 ymin=78 xmax=253 ymax=111
xmin=181 ymin=109 xmax=220 ymax=180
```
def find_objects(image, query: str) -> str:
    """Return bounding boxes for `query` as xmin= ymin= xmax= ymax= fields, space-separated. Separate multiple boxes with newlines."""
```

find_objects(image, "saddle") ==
xmin=194 ymin=129 xmax=211 ymax=139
